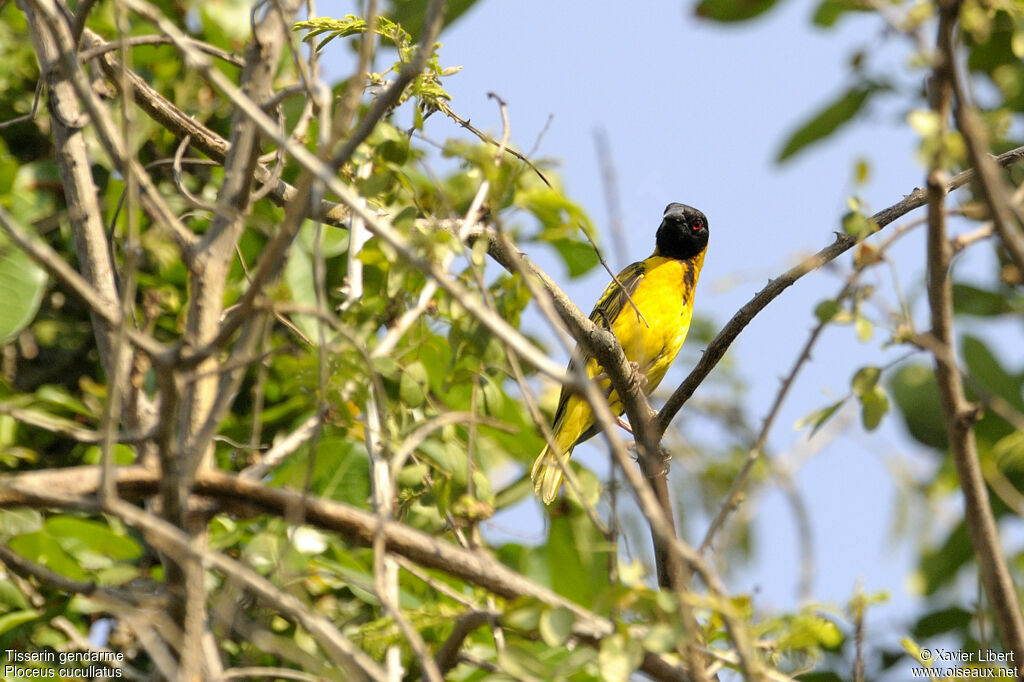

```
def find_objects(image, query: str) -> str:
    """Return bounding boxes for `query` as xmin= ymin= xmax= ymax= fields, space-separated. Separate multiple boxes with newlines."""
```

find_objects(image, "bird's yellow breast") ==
xmin=589 ymin=253 xmax=703 ymax=405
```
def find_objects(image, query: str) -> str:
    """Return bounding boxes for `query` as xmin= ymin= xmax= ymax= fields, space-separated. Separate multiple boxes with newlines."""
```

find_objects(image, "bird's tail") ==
xmin=531 ymin=443 xmax=572 ymax=505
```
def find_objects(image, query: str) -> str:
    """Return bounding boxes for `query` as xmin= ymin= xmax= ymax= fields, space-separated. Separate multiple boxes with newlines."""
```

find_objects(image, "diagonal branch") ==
xmin=656 ymin=142 xmax=1024 ymax=431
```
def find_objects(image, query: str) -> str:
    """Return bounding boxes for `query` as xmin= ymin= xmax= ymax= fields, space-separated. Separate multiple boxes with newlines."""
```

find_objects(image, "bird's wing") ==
xmin=589 ymin=261 xmax=648 ymax=332
xmin=548 ymin=261 xmax=648 ymax=431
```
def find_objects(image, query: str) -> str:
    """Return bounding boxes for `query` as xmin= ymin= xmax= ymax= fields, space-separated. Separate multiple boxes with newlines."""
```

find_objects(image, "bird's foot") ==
xmin=627 ymin=360 xmax=648 ymax=393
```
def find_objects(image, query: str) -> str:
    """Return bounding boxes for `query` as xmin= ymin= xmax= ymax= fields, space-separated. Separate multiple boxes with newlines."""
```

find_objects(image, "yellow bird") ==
xmin=531 ymin=202 xmax=709 ymax=504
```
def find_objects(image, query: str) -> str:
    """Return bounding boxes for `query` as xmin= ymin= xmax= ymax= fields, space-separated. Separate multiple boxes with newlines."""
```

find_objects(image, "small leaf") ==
xmin=550 ymin=238 xmax=600 ymax=278
xmin=859 ymin=385 xmax=889 ymax=431
xmin=695 ymin=0 xmax=780 ymax=23
xmin=841 ymin=210 xmax=878 ymax=238
xmin=399 ymin=364 xmax=427 ymax=408
xmin=0 ymin=580 xmax=32 ymax=611
xmin=598 ymin=633 xmax=643 ymax=682
xmin=8 ymin=531 xmax=88 ymax=581
xmin=912 ymin=606 xmax=973 ymax=639
xmin=953 ymin=283 xmax=1019 ymax=317
xmin=0 ymin=232 xmax=48 ymax=344
xmin=0 ymin=609 xmax=39 ymax=636
xmin=908 ymin=109 xmax=941 ymax=136
xmin=815 ymin=299 xmax=841 ymax=323
xmin=796 ymin=400 xmax=844 ymax=437
xmin=852 ymin=366 xmax=881 ymax=396
xmin=45 ymin=516 xmax=142 ymax=561
xmin=853 ymin=157 xmax=871 ymax=184
xmin=889 ymin=364 xmax=947 ymax=449
xmin=503 ymin=601 xmax=542 ymax=631
xmin=901 ymin=637 xmax=927 ymax=663
xmin=0 ymin=509 xmax=43 ymax=537
xmin=777 ymin=86 xmax=875 ymax=162
xmin=993 ymin=431 xmax=1024 ymax=472
xmin=539 ymin=606 xmax=575 ymax=646
xmin=813 ymin=0 xmax=871 ymax=26
xmin=642 ymin=624 xmax=677 ymax=653
xmin=855 ymin=314 xmax=874 ymax=342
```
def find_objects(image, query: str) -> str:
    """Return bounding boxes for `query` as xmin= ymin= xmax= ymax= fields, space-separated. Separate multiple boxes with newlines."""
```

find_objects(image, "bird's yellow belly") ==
xmin=593 ymin=259 xmax=693 ymax=412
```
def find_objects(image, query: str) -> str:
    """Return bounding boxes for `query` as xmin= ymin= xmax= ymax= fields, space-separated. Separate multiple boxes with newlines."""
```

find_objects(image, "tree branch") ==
xmin=656 ymin=142 xmax=1024 ymax=430
xmin=434 ymin=610 xmax=498 ymax=674
xmin=926 ymin=0 xmax=1024 ymax=663
xmin=0 ymin=465 xmax=691 ymax=682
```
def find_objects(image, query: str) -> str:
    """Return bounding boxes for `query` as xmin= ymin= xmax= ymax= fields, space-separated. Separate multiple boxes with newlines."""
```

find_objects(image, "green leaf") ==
xmin=0 ymin=152 xmax=17 ymax=195
xmin=919 ymin=521 xmax=972 ymax=594
xmin=271 ymin=439 xmax=372 ymax=506
xmin=282 ymin=250 xmax=315 ymax=328
xmin=642 ymin=624 xmax=678 ymax=654
xmin=813 ymin=0 xmax=871 ymax=27
xmin=851 ymin=366 xmax=881 ymax=396
xmin=498 ymin=642 xmax=556 ymax=679
xmin=547 ymin=512 xmax=611 ymax=606
xmin=911 ymin=606 xmax=973 ymax=638
xmin=81 ymin=444 xmax=136 ymax=465
xmin=962 ymin=335 xmax=1024 ymax=412
xmin=0 ymin=509 xmax=43 ymax=536
xmin=199 ymin=0 xmax=252 ymax=46
xmin=399 ymin=361 xmax=428 ymax=408
xmin=0 ymin=231 xmax=47 ymax=344
xmin=695 ymin=0 xmax=780 ymax=23
xmin=550 ymin=238 xmax=599 ymax=278
xmin=0 ymin=609 xmax=39 ymax=636
xmin=777 ymin=614 xmax=844 ymax=650
xmin=44 ymin=516 xmax=142 ymax=561
xmin=598 ymin=633 xmax=643 ymax=682
xmin=854 ymin=314 xmax=873 ymax=341
xmin=777 ymin=86 xmax=875 ymax=162
xmin=859 ymin=385 xmax=889 ymax=431
xmin=0 ymin=579 xmax=31 ymax=611
xmin=953 ymin=283 xmax=1020 ymax=317
xmin=888 ymin=364 xmax=948 ymax=450
xmin=994 ymin=431 xmax=1024 ymax=472
xmin=503 ymin=601 xmax=542 ymax=631
xmin=814 ymin=299 xmax=841 ymax=323
xmin=841 ymin=209 xmax=878 ymax=238
xmin=295 ymin=219 xmax=349 ymax=258
xmin=383 ymin=0 xmax=480 ymax=41
xmin=539 ymin=606 xmax=575 ymax=647
xmin=8 ymin=531 xmax=89 ymax=582
xmin=795 ymin=399 xmax=844 ymax=437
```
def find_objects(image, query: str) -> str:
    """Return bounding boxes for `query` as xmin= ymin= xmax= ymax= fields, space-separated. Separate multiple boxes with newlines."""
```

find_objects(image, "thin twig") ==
xmin=700 ymin=281 xmax=854 ymax=551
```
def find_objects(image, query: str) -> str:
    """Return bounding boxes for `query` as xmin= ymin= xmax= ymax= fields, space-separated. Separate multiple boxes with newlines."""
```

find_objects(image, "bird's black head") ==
xmin=655 ymin=202 xmax=709 ymax=260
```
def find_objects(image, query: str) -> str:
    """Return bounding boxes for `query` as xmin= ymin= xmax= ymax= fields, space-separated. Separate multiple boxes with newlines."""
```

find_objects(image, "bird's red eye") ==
xmin=691 ymin=221 xmax=702 ymax=232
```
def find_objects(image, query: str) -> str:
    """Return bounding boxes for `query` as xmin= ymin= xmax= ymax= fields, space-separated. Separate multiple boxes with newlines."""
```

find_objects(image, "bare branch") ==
xmin=26 ymin=0 xmax=196 ymax=255
xmin=656 ymin=142 xmax=1024 ymax=431
xmin=947 ymin=38 xmax=1024 ymax=274
xmin=700 ymin=281 xmax=853 ymax=552
xmin=926 ymin=0 xmax=1024 ymax=662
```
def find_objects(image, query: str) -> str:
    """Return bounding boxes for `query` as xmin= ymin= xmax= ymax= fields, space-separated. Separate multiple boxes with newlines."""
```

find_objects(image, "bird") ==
xmin=531 ymin=202 xmax=710 ymax=504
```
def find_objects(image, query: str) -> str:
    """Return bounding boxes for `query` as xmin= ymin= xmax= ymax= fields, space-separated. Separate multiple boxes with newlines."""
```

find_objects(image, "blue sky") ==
xmin=318 ymin=0 xmax=1015 ymax=647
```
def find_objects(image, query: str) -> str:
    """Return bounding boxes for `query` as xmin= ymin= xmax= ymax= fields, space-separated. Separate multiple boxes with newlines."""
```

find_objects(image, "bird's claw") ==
xmin=628 ymin=360 xmax=648 ymax=393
